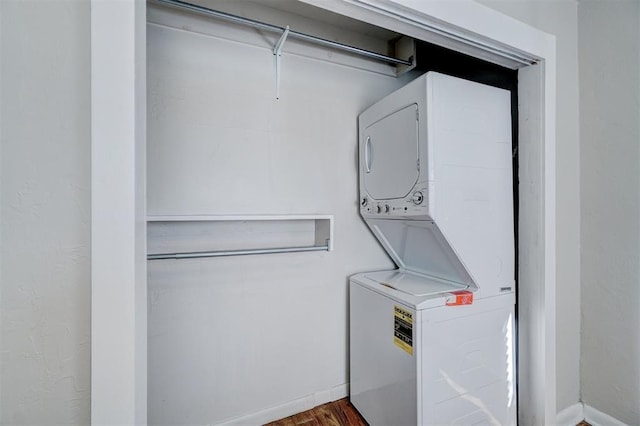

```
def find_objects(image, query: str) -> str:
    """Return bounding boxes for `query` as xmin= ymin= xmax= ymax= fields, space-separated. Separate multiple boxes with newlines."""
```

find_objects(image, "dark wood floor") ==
xmin=267 ymin=398 xmax=592 ymax=426
xmin=265 ymin=398 xmax=367 ymax=426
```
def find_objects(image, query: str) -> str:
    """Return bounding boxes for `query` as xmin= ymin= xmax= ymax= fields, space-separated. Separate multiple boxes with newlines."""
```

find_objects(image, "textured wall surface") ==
xmin=0 ymin=1 xmax=91 ymax=424
xmin=579 ymin=1 xmax=640 ymax=424
xmin=476 ymin=0 xmax=581 ymax=413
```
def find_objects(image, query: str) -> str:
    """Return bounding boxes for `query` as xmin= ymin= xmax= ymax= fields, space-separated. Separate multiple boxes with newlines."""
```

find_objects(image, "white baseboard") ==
xmin=219 ymin=383 xmax=349 ymax=426
xmin=223 ymin=392 xmax=630 ymax=426
xmin=556 ymin=402 xmax=629 ymax=426
xmin=557 ymin=402 xmax=584 ymax=426
xmin=584 ymin=404 xmax=629 ymax=426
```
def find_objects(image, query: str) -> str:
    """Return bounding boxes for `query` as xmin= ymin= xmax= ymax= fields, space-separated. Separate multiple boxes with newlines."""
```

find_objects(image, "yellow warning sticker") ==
xmin=394 ymin=305 xmax=413 ymax=355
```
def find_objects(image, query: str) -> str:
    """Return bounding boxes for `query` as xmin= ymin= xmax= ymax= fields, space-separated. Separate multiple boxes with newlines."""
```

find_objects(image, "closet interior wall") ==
xmin=146 ymin=2 xmax=420 ymax=424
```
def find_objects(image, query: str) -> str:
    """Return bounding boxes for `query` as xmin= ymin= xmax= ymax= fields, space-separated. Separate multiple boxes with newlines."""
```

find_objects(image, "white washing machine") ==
xmin=350 ymin=72 xmax=517 ymax=425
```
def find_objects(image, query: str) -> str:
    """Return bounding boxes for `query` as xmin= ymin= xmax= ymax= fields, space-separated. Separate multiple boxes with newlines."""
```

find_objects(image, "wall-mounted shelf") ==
xmin=146 ymin=215 xmax=333 ymax=260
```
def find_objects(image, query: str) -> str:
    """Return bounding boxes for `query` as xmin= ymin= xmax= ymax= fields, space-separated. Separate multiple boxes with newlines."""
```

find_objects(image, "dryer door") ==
xmin=362 ymin=104 xmax=419 ymax=200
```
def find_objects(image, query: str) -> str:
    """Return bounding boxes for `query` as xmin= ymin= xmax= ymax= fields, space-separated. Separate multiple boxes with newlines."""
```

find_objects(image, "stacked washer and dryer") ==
xmin=350 ymin=72 xmax=517 ymax=425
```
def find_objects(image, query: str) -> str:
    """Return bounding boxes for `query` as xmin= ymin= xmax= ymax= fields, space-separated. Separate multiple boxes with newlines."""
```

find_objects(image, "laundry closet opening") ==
xmin=145 ymin=1 xmax=519 ymax=424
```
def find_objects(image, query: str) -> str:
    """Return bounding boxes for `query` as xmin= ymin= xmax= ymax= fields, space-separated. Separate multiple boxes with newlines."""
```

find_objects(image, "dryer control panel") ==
xmin=359 ymin=185 xmax=431 ymax=220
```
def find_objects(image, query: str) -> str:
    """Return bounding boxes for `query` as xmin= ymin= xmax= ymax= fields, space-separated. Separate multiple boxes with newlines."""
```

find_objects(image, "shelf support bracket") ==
xmin=273 ymin=25 xmax=290 ymax=100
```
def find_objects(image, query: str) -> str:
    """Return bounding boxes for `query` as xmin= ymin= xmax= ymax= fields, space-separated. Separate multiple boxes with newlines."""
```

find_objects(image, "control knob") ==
xmin=411 ymin=191 xmax=424 ymax=205
xmin=375 ymin=204 xmax=382 ymax=213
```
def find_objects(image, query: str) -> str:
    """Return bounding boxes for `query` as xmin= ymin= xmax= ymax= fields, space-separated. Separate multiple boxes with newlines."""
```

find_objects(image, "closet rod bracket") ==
xmin=273 ymin=26 xmax=290 ymax=100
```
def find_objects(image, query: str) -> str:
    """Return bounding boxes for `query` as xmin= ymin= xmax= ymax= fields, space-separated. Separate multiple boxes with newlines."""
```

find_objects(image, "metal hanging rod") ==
xmin=147 ymin=244 xmax=329 ymax=260
xmin=155 ymin=0 xmax=413 ymax=67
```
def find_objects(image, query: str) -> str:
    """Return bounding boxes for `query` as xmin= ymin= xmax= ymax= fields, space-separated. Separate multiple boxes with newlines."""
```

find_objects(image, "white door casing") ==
xmin=91 ymin=0 xmax=147 ymax=424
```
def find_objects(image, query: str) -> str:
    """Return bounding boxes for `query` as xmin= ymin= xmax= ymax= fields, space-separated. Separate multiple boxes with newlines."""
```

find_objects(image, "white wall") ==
xmin=579 ymin=1 xmax=640 ymax=424
xmin=146 ymin=5 xmax=416 ymax=424
xmin=476 ymin=0 xmax=581 ymax=413
xmin=0 ymin=0 xmax=91 ymax=424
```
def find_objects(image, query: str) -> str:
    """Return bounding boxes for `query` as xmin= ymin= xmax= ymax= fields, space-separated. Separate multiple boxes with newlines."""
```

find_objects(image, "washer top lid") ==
xmin=364 ymin=270 xmax=466 ymax=297
xmin=365 ymin=218 xmax=478 ymax=289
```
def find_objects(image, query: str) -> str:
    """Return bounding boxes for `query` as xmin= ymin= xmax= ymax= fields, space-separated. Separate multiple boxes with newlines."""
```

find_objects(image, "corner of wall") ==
xmin=556 ymin=402 xmax=584 ymax=426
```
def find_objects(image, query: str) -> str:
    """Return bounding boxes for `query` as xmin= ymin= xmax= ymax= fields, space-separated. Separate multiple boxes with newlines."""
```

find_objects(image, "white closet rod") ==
xmin=155 ymin=0 xmax=413 ymax=67
xmin=147 ymin=245 xmax=329 ymax=260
